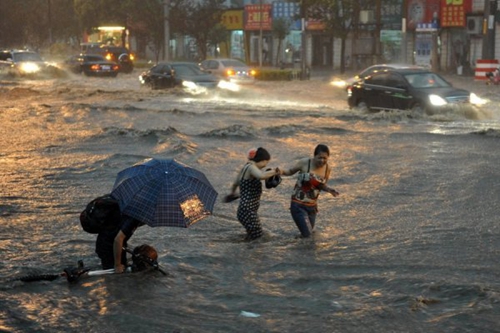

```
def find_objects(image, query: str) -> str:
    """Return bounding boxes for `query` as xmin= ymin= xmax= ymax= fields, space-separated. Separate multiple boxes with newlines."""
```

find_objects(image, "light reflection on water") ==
xmin=1 ymin=76 xmax=500 ymax=332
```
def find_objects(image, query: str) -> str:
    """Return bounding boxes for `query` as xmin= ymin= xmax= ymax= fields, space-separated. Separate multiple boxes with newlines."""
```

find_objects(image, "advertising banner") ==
xmin=440 ymin=0 xmax=472 ymax=27
xmin=272 ymin=2 xmax=301 ymax=30
xmin=244 ymin=4 xmax=272 ymax=31
xmin=221 ymin=10 xmax=244 ymax=30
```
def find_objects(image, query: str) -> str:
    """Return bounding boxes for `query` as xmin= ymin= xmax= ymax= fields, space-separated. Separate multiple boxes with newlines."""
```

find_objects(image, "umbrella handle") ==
xmin=123 ymin=247 xmax=168 ymax=276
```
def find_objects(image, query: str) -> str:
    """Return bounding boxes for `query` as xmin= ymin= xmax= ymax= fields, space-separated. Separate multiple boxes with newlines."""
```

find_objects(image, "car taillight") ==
xmin=113 ymin=65 xmax=119 ymax=71
xmin=90 ymin=64 xmax=100 ymax=70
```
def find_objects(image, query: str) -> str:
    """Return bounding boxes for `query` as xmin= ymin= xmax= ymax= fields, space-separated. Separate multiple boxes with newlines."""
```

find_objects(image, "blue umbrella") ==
xmin=111 ymin=158 xmax=218 ymax=228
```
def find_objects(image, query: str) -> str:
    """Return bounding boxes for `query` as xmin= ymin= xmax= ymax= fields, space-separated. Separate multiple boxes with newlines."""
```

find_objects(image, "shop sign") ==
xmin=272 ymin=2 xmax=301 ymax=30
xmin=380 ymin=30 xmax=402 ymax=43
xmin=381 ymin=0 xmax=404 ymax=26
xmin=221 ymin=10 xmax=244 ymax=30
xmin=306 ymin=19 xmax=326 ymax=31
xmin=440 ymin=0 xmax=472 ymax=27
xmin=244 ymin=4 xmax=272 ymax=30
xmin=407 ymin=0 xmax=441 ymax=30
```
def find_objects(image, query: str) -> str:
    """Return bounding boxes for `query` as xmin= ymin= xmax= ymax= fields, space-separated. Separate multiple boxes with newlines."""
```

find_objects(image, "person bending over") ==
xmin=95 ymin=214 xmax=144 ymax=273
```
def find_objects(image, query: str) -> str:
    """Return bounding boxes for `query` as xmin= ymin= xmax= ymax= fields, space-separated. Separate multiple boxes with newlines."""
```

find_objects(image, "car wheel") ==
xmin=355 ymin=100 xmax=370 ymax=113
xmin=410 ymin=103 xmax=426 ymax=114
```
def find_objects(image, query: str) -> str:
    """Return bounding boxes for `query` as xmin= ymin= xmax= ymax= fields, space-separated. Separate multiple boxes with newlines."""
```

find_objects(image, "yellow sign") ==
xmin=221 ymin=10 xmax=244 ymax=30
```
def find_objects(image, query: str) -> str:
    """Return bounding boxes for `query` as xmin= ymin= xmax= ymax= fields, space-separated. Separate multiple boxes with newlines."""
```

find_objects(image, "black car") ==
xmin=347 ymin=68 xmax=484 ymax=114
xmin=64 ymin=54 xmax=120 ymax=77
xmin=81 ymin=44 xmax=134 ymax=73
xmin=139 ymin=62 xmax=220 ymax=90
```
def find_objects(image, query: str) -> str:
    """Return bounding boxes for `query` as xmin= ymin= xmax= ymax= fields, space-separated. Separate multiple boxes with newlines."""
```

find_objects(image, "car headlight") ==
xmin=470 ymin=92 xmax=486 ymax=105
xmin=19 ymin=62 xmax=41 ymax=74
xmin=428 ymin=94 xmax=447 ymax=106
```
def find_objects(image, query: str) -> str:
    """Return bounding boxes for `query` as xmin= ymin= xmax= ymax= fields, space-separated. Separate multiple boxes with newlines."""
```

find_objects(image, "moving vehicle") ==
xmin=139 ymin=62 xmax=220 ymax=90
xmin=81 ymin=43 xmax=134 ymax=73
xmin=336 ymin=64 xmax=423 ymax=89
xmin=347 ymin=68 xmax=484 ymax=114
xmin=199 ymin=58 xmax=256 ymax=84
xmin=64 ymin=54 xmax=120 ymax=77
xmin=0 ymin=49 xmax=49 ymax=76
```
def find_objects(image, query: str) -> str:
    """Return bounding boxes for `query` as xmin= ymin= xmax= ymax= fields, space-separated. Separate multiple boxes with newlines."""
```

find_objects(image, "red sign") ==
xmin=244 ymin=4 xmax=272 ymax=30
xmin=306 ymin=19 xmax=326 ymax=31
xmin=440 ymin=0 xmax=472 ymax=27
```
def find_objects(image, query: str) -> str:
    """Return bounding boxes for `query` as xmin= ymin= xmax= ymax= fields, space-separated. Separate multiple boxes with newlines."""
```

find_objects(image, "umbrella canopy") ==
xmin=111 ymin=158 xmax=218 ymax=228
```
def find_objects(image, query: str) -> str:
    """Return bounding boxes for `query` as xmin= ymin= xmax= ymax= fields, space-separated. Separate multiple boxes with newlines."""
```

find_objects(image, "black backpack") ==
xmin=79 ymin=195 xmax=122 ymax=234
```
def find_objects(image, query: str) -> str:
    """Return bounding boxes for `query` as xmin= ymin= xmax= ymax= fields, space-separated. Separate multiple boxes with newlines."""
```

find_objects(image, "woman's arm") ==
xmin=249 ymin=164 xmax=277 ymax=180
xmin=281 ymin=158 xmax=305 ymax=176
xmin=113 ymin=230 xmax=127 ymax=273
xmin=319 ymin=166 xmax=339 ymax=196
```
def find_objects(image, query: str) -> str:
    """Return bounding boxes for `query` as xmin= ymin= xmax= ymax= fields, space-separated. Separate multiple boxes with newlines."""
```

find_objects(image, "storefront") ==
xmin=244 ymin=4 xmax=272 ymax=65
xmin=220 ymin=10 xmax=245 ymax=60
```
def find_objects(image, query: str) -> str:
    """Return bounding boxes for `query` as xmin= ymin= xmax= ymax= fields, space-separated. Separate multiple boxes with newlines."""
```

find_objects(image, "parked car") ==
xmin=81 ymin=43 xmax=134 ymax=73
xmin=64 ymin=54 xmax=120 ymax=77
xmin=199 ymin=58 xmax=256 ymax=84
xmin=336 ymin=64 xmax=423 ymax=89
xmin=347 ymin=68 xmax=484 ymax=114
xmin=0 ymin=49 xmax=49 ymax=76
xmin=139 ymin=62 xmax=220 ymax=90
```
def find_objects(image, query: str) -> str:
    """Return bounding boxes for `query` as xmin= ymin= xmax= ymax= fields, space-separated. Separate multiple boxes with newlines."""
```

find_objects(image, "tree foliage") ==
xmin=272 ymin=18 xmax=291 ymax=66
xmin=0 ymin=0 xmax=79 ymax=50
xmin=307 ymin=0 xmax=363 ymax=73
xmin=173 ymin=0 xmax=227 ymax=60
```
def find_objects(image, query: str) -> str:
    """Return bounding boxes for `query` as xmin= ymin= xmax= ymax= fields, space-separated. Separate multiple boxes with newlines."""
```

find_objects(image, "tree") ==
xmin=309 ymin=0 xmax=359 ymax=73
xmin=122 ymin=0 xmax=164 ymax=61
xmin=207 ymin=24 xmax=230 ymax=57
xmin=174 ymin=0 xmax=226 ymax=60
xmin=272 ymin=17 xmax=291 ymax=66
xmin=0 ymin=0 xmax=79 ymax=51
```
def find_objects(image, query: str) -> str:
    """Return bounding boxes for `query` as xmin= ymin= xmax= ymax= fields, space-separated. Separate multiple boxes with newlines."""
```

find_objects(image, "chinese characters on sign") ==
xmin=244 ymin=4 xmax=272 ymax=31
xmin=440 ymin=0 xmax=472 ymax=27
xmin=272 ymin=2 xmax=301 ymax=30
xmin=221 ymin=10 xmax=243 ymax=30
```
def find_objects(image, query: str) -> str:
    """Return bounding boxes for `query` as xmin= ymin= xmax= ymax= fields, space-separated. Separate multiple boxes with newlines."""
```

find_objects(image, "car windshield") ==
xmin=221 ymin=60 xmax=246 ymax=67
xmin=405 ymin=73 xmax=451 ymax=88
xmin=172 ymin=64 xmax=204 ymax=75
xmin=13 ymin=52 xmax=43 ymax=62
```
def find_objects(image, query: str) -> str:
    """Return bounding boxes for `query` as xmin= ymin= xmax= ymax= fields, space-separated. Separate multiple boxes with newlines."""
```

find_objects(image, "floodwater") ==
xmin=1 ymin=70 xmax=500 ymax=333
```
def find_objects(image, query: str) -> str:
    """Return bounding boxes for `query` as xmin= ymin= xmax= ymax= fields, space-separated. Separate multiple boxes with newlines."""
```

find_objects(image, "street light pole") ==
xmin=164 ymin=0 xmax=170 ymax=61
xmin=259 ymin=0 xmax=263 ymax=68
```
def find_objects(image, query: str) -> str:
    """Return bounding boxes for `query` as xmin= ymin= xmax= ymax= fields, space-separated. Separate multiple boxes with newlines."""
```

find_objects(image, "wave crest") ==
xmin=200 ymin=124 xmax=257 ymax=139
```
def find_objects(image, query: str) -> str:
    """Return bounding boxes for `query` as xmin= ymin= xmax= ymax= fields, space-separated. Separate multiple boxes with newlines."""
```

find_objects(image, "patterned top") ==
xmin=291 ymin=159 xmax=328 ymax=207
xmin=239 ymin=163 xmax=262 ymax=210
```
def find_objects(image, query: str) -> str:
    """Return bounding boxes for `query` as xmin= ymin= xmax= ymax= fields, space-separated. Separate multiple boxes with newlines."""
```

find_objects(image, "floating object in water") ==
xmin=240 ymin=311 xmax=260 ymax=318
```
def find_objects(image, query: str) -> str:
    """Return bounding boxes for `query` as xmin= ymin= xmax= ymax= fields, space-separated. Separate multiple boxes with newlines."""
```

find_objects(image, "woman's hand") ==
xmin=328 ymin=188 xmax=340 ymax=197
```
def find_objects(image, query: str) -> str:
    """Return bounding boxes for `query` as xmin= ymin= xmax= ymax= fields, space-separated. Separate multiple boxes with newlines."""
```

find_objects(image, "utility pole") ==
xmin=483 ymin=0 xmax=497 ymax=59
xmin=164 ymin=0 xmax=170 ymax=61
xmin=300 ymin=0 xmax=306 ymax=80
xmin=259 ymin=0 xmax=263 ymax=68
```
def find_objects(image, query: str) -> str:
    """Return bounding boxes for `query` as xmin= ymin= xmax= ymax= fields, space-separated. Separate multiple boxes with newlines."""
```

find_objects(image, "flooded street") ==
xmin=1 ymin=71 xmax=500 ymax=333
